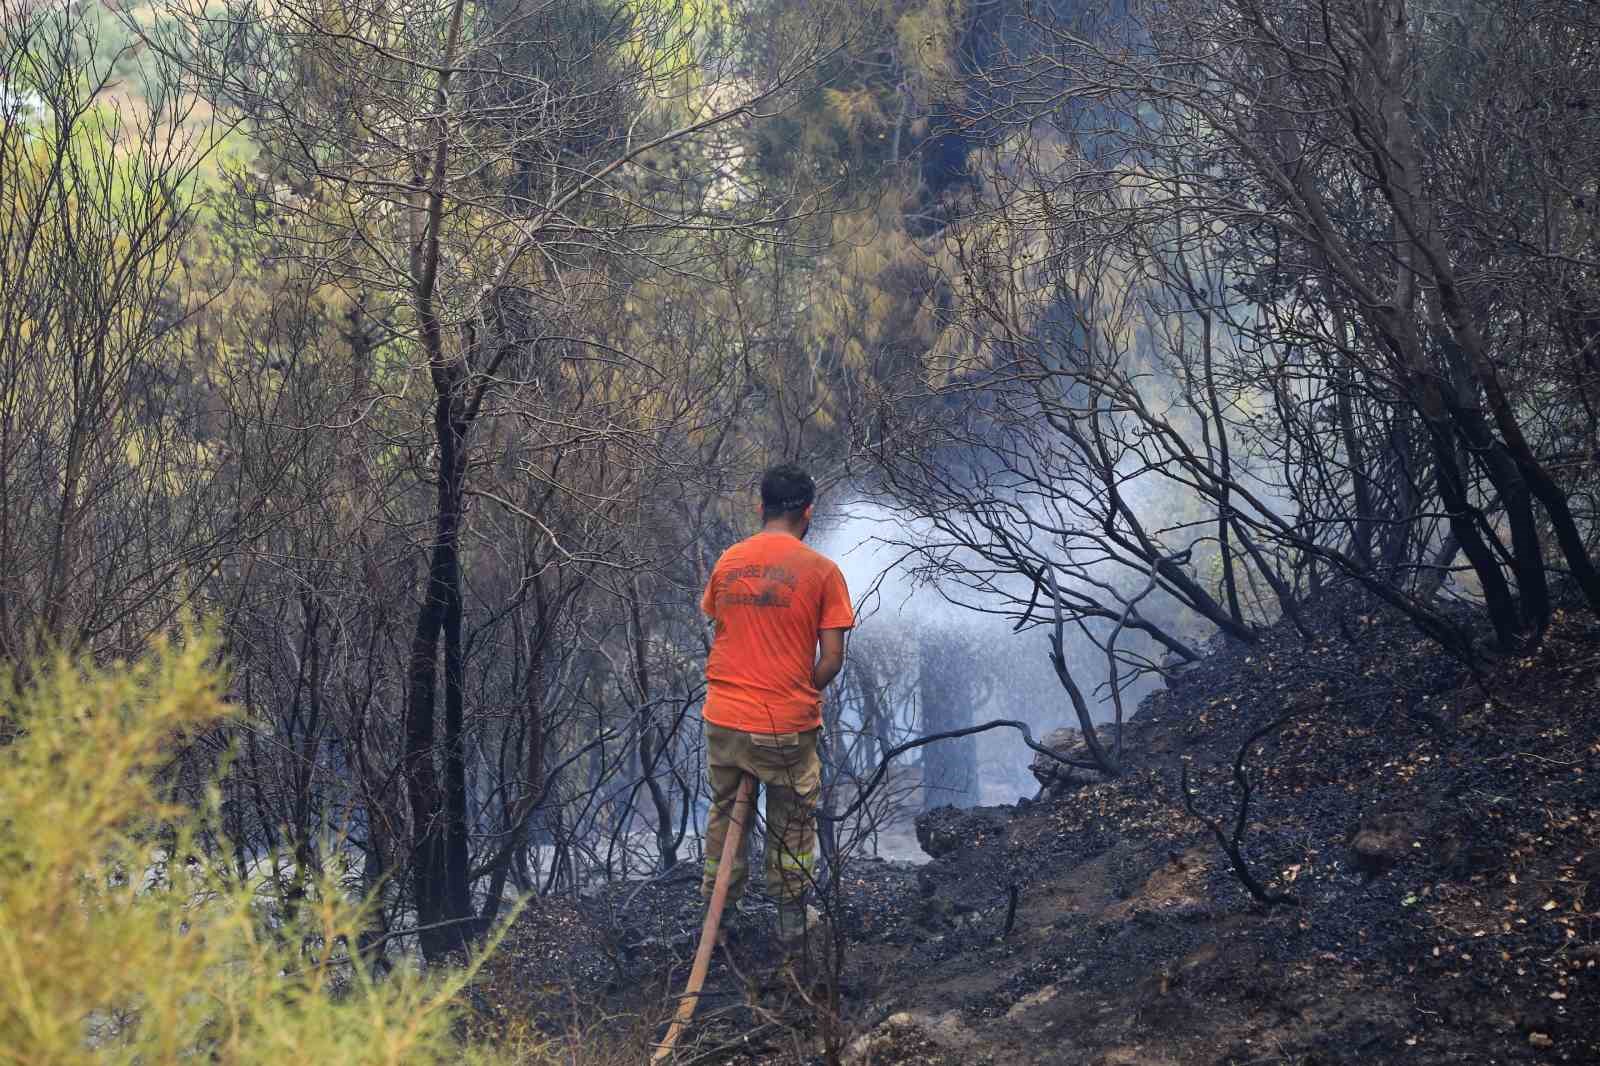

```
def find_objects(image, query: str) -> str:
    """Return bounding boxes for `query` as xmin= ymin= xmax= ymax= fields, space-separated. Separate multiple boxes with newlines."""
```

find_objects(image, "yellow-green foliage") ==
xmin=0 ymin=633 xmax=511 ymax=1066
xmin=893 ymin=0 xmax=964 ymax=85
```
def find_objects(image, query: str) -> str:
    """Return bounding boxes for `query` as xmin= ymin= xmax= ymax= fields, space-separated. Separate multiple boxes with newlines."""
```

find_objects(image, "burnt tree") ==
xmin=919 ymin=630 xmax=980 ymax=809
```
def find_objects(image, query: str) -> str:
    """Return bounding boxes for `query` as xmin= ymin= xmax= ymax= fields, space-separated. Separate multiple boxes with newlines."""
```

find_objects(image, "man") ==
xmin=699 ymin=463 xmax=853 ymax=947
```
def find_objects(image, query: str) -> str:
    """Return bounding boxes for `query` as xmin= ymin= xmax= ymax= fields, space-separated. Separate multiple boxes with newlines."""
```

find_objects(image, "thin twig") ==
xmin=817 ymin=718 xmax=1106 ymax=824
xmin=1180 ymin=712 xmax=1297 ymax=907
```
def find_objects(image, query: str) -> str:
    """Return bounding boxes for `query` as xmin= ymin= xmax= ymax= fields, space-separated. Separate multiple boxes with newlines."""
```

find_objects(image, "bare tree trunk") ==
xmin=853 ymin=651 xmax=895 ymax=764
xmin=919 ymin=633 xmax=979 ymax=810
xmin=630 ymin=586 xmax=678 ymax=871
xmin=404 ymin=395 xmax=475 ymax=958
xmin=402 ymin=0 xmax=474 ymax=962
xmin=1199 ymin=309 xmax=1245 ymax=629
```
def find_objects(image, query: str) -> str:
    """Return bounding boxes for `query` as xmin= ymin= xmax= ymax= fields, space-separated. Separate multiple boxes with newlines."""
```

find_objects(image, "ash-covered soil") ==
xmin=476 ymin=588 xmax=1600 ymax=1065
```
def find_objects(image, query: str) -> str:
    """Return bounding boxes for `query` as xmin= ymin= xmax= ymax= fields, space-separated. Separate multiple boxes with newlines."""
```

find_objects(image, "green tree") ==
xmin=0 ymin=630 xmax=512 ymax=1065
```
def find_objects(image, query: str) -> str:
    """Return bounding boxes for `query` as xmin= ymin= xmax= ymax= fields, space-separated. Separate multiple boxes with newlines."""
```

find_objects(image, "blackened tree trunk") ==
xmin=630 ymin=586 xmax=678 ymax=871
xmin=405 ymin=375 xmax=475 ymax=960
xmin=404 ymin=0 xmax=475 ymax=962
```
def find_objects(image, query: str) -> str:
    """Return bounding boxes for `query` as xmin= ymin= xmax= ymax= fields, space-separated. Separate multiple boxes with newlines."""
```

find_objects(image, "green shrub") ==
xmin=0 ymin=632 xmax=513 ymax=1066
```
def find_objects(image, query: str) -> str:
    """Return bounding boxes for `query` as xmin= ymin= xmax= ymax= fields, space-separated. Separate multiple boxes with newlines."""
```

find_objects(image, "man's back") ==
xmin=701 ymin=530 xmax=853 ymax=734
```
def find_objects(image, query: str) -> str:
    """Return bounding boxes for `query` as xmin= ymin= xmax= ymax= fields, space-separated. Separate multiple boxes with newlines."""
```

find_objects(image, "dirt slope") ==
xmin=478 ymin=589 xmax=1600 ymax=1065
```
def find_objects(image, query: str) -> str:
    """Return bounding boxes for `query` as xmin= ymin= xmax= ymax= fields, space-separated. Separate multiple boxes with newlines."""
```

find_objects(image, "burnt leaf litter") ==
xmin=474 ymin=586 xmax=1600 ymax=1065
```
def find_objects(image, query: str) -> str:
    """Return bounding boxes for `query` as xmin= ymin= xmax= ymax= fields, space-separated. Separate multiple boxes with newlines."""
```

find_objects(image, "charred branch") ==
xmin=1180 ymin=712 xmax=1298 ymax=908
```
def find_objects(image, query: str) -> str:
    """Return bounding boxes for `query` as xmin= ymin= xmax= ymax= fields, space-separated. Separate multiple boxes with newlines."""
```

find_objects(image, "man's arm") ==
xmin=812 ymin=628 xmax=847 ymax=690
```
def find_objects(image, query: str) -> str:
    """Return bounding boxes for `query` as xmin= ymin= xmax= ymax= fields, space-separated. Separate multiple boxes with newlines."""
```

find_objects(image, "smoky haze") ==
xmin=811 ymin=496 xmax=1175 ymax=829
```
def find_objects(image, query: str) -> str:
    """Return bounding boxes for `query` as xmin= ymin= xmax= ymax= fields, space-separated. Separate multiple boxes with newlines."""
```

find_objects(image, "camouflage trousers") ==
xmin=700 ymin=721 xmax=821 ymax=905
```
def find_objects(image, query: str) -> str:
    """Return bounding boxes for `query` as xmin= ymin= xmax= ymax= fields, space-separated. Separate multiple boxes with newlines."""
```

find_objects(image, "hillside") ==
xmin=477 ymin=589 xmax=1600 ymax=1065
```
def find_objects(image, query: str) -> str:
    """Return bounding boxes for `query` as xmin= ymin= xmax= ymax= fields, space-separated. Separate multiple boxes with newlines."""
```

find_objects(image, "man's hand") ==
xmin=812 ymin=628 xmax=846 ymax=690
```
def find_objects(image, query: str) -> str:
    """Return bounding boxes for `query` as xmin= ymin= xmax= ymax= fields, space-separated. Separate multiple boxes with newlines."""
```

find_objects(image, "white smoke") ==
xmin=810 ymin=496 xmax=1159 ymax=810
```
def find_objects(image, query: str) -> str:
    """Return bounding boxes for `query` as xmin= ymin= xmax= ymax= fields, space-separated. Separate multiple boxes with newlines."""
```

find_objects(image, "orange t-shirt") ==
xmin=700 ymin=530 xmax=855 ymax=734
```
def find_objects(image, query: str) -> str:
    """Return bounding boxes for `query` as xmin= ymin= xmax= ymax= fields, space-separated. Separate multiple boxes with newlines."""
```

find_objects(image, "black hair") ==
xmin=760 ymin=463 xmax=816 ymax=522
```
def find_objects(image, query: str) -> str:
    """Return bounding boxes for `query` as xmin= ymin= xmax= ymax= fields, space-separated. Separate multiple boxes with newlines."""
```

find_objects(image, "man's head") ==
xmin=759 ymin=463 xmax=816 ymax=535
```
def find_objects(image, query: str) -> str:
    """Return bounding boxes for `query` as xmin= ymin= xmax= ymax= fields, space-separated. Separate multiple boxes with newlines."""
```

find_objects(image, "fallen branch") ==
xmin=620 ymin=863 xmax=699 ymax=913
xmin=1180 ymin=712 xmax=1297 ymax=907
xmin=817 ymin=718 xmax=1104 ymax=824
xmin=674 ymin=1021 xmax=784 ymax=1066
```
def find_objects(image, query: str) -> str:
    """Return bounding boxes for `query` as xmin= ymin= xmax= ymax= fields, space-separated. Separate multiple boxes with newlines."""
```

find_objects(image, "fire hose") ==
xmin=644 ymin=716 xmax=1110 ymax=1060
xmin=650 ymin=773 xmax=754 ymax=1063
